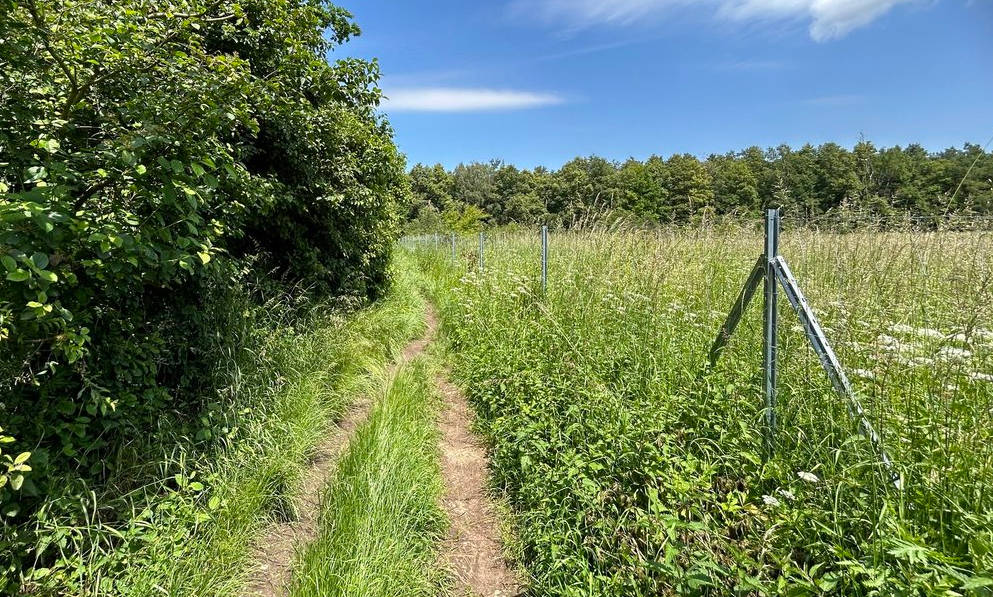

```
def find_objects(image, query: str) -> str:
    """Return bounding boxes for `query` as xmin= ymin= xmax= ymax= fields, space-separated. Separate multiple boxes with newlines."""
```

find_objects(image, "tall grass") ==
xmin=19 ymin=264 xmax=425 ymax=596
xmin=289 ymin=356 xmax=445 ymax=597
xmin=410 ymin=223 xmax=993 ymax=595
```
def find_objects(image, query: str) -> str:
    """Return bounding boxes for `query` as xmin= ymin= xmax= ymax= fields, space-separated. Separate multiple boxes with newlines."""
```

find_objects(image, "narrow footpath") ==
xmin=241 ymin=318 xmax=435 ymax=597
xmin=241 ymin=304 xmax=519 ymax=597
xmin=429 ymin=307 xmax=521 ymax=597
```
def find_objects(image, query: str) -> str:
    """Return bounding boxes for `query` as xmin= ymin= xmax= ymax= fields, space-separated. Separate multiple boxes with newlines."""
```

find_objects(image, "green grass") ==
xmin=410 ymin=224 xmax=993 ymax=596
xmin=288 ymin=355 xmax=445 ymax=597
xmin=19 ymin=264 xmax=426 ymax=596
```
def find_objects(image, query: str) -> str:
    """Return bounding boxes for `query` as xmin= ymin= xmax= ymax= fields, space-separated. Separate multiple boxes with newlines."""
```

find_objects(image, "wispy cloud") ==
xmin=536 ymin=38 xmax=651 ymax=62
xmin=511 ymin=0 xmax=922 ymax=41
xmin=382 ymin=87 xmax=565 ymax=112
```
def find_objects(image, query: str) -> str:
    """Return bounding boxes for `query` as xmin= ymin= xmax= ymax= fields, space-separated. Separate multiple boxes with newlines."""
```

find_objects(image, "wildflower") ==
xmin=777 ymin=488 xmax=796 ymax=501
xmin=969 ymin=372 xmax=993 ymax=383
xmin=877 ymin=335 xmax=906 ymax=352
xmin=889 ymin=323 xmax=915 ymax=335
xmin=852 ymin=369 xmax=876 ymax=380
xmin=762 ymin=494 xmax=781 ymax=507
xmin=889 ymin=324 xmax=945 ymax=340
xmin=900 ymin=356 xmax=934 ymax=368
xmin=797 ymin=471 xmax=820 ymax=483
xmin=974 ymin=328 xmax=993 ymax=343
xmin=938 ymin=346 xmax=972 ymax=362
xmin=878 ymin=334 xmax=900 ymax=346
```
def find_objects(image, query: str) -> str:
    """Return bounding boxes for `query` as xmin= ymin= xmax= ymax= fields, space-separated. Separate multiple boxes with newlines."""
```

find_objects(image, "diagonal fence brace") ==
xmin=773 ymin=256 xmax=901 ymax=488
xmin=707 ymin=209 xmax=901 ymax=489
xmin=709 ymin=256 xmax=765 ymax=366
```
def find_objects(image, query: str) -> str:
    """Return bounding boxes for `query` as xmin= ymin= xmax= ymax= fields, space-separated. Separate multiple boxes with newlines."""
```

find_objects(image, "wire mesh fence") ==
xmin=403 ymin=214 xmax=993 ymax=583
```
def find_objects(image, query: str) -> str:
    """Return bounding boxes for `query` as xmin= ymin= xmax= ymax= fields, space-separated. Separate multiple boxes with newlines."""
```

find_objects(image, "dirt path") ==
xmin=430 ymin=307 xmax=522 ymax=597
xmin=241 ymin=315 xmax=437 ymax=597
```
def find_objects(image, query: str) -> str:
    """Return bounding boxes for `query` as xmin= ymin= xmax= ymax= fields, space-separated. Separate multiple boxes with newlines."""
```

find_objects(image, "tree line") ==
xmin=407 ymin=142 xmax=993 ymax=230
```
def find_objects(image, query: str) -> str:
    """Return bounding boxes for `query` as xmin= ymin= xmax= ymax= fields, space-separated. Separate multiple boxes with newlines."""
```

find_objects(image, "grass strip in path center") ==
xmin=287 ymin=354 xmax=445 ymax=597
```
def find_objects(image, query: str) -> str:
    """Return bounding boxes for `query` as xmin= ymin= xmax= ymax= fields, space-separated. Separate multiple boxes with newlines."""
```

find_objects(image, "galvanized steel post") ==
xmin=451 ymin=232 xmax=456 ymax=262
xmin=763 ymin=208 xmax=781 ymax=458
xmin=541 ymin=225 xmax=548 ymax=294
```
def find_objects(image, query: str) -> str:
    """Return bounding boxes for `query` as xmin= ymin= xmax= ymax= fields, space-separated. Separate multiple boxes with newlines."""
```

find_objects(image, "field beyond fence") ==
xmin=407 ymin=217 xmax=993 ymax=594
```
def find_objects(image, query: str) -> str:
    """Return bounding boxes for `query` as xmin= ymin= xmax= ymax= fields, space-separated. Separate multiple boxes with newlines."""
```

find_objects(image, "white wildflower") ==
xmin=916 ymin=327 xmax=945 ymax=340
xmin=938 ymin=346 xmax=972 ymax=362
xmin=890 ymin=324 xmax=945 ymax=340
xmin=762 ymin=494 xmax=781 ymax=507
xmin=902 ymin=356 xmax=934 ymax=368
xmin=974 ymin=328 xmax=993 ymax=343
xmin=878 ymin=334 xmax=900 ymax=346
xmin=777 ymin=488 xmax=796 ymax=501
xmin=969 ymin=372 xmax=993 ymax=383
xmin=797 ymin=471 xmax=820 ymax=483
xmin=852 ymin=369 xmax=876 ymax=380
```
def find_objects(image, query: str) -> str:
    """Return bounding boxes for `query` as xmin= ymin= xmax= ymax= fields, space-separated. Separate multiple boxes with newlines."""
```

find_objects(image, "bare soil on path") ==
xmin=430 ymin=307 xmax=522 ymax=597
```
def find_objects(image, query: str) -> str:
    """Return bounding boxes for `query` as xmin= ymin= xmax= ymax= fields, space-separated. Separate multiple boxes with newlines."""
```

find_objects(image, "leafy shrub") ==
xmin=0 ymin=0 xmax=406 ymax=584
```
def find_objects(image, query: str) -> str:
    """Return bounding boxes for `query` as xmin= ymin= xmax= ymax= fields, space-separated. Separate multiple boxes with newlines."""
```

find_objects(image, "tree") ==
xmin=708 ymin=153 xmax=760 ymax=214
xmin=451 ymin=161 xmax=500 ymax=219
xmin=409 ymin=163 xmax=454 ymax=216
xmin=665 ymin=154 xmax=714 ymax=223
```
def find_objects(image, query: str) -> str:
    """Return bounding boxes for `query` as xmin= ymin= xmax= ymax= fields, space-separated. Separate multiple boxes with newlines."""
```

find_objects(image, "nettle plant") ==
xmin=0 ymin=0 xmax=405 ymax=532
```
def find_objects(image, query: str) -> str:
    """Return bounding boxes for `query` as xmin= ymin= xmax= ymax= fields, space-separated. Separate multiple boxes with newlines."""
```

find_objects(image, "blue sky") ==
xmin=334 ymin=0 xmax=993 ymax=170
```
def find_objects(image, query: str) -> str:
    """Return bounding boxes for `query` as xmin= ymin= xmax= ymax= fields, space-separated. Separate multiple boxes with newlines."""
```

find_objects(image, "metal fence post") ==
xmin=478 ymin=231 xmax=484 ymax=271
xmin=541 ymin=225 xmax=548 ymax=294
xmin=451 ymin=232 xmax=456 ymax=262
xmin=763 ymin=208 xmax=781 ymax=458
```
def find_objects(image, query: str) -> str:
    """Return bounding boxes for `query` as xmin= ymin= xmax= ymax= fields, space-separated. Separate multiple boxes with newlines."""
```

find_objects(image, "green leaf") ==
xmin=6 ymin=270 xmax=30 ymax=282
xmin=31 ymin=252 xmax=49 ymax=269
xmin=37 ymin=270 xmax=58 ymax=282
xmin=1 ymin=256 xmax=16 ymax=272
xmin=10 ymin=474 xmax=24 ymax=491
xmin=13 ymin=452 xmax=30 ymax=465
xmin=963 ymin=577 xmax=993 ymax=590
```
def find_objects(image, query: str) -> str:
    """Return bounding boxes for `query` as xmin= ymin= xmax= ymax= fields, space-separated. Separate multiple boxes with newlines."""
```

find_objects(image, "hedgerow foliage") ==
xmin=0 ymin=0 xmax=405 ymax=579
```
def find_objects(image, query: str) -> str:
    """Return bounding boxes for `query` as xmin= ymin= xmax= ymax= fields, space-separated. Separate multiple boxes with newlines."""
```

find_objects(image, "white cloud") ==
xmin=513 ymin=0 xmax=920 ymax=41
xmin=382 ymin=88 xmax=565 ymax=112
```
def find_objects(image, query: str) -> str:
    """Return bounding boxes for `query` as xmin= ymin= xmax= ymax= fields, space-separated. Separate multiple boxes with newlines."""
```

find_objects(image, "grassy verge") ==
xmin=289 ymin=356 xmax=445 ymax=597
xmin=20 ymin=264 xmax=426 ymax=596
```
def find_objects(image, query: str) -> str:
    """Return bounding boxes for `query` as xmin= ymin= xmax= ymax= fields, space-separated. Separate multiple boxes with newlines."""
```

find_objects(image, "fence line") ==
xmin=402 ymin=214 xmax=926 ymax=488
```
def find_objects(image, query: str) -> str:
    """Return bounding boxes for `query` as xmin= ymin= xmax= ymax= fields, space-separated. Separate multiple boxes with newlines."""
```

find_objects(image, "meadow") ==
xmin=410 ymin=220 xmax=993 ymax=595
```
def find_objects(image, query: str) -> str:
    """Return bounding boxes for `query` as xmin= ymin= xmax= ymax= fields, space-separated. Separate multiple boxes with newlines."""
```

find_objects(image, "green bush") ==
xmin=0 ymin=0 xmax=406 ymax=583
